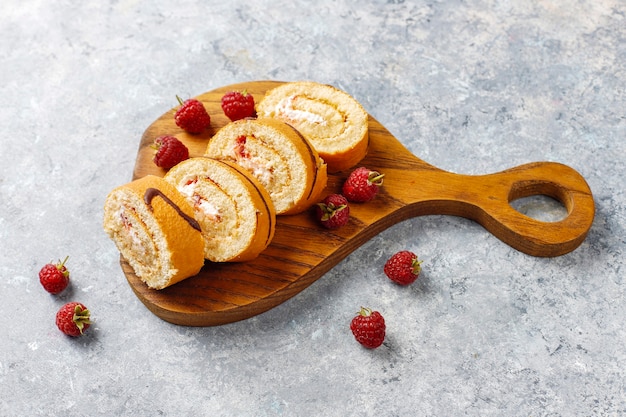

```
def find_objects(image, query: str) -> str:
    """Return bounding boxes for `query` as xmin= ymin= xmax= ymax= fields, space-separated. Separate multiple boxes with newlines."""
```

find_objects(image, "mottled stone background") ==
xmin=1 ymin=1 xmax=624 ymax=416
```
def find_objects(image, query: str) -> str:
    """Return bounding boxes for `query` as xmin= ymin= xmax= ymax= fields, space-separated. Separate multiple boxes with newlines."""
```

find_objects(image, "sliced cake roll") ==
xmin=164 ymin=157 xmax=276 ymax=262
xmin=204 ymin=118 xmax=328 ymax=215
xmin=256 ymin=81 xmax=369 ymax=173
xmin=103 ymin=175 xmax=205 ymax=290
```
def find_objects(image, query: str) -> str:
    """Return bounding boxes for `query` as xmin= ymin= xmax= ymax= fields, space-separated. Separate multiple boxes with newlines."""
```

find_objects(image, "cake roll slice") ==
xmin=164 ymin=157 xmax=276 ymax=262
xmin=205 ymin=118 xmax=328 ymax=215
xmin=256 ymin=81 xmax=369 ymax=173
xmin=103 ymin=175 xmax=205 ymax=290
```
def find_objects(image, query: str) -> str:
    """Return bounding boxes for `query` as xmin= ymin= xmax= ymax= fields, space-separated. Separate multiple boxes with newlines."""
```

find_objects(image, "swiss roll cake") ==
xmin=164 ymin=157 xmax=276 ymax=262
xmin=205 ymin=118 xmax=328 ymax=215
xmin=256 ymin=81 xmax=369 ymax=172
xmin=103 ymin=175 xmax=205 ymax=290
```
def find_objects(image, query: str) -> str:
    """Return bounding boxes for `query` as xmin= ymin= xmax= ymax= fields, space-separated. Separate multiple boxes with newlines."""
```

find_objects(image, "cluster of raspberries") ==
xmin=38 ymin=257 xmax=91 ymax=337
xmin=153 ymin=91 xmax=256 ymax=169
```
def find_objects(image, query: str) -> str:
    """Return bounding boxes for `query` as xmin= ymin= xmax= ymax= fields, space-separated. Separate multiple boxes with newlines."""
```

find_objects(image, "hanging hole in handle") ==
xmin=509 ymin=180 xmax=571 ymax=223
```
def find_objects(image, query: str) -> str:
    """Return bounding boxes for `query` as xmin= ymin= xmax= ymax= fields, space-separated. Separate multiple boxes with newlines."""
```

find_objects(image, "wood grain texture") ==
xmin=122 ymin=80 xmax=595 ymax=326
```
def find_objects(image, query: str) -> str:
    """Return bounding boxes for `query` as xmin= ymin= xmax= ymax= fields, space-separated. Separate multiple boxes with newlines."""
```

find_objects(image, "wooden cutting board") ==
xmin=121 ymin=80 xmax=595 ymax=326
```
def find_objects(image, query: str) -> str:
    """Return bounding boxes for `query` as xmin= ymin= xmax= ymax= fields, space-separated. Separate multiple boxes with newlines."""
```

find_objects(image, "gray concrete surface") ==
xmin=1 ymin=0 xmax=624 ymax=415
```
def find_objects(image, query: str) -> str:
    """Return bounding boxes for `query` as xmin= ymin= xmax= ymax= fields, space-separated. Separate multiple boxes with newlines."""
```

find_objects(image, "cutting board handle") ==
xmin=402 ymin=161 xmax=595 ymax=257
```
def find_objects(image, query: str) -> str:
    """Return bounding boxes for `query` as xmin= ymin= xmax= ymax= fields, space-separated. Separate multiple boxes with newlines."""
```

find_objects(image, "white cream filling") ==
xmin=230 ymin=142 xmax=274 ymax=187
xmin=179 ymin=181 xmax=221 ymax=220
xmin=118 ymin=207 xmax=145 ymax=255
xmin=276 ymin=95 xmax=327 ymax=125
xmin=236 ymin=156 xmax=274 ymax=187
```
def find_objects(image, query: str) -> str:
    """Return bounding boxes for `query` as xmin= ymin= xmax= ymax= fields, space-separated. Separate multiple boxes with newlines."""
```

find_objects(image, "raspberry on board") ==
xmin=315 ymin=194 xmax=350 ymax=229
xmin=342 ymin=166 xmax=384 ymax=203
xmin=221 ymin=90 xmax=256 ymax=121
xmin=153 ymin=135 xmax=189 ymax=169
xmin=174 ymin=96 xmax=211 ymax=133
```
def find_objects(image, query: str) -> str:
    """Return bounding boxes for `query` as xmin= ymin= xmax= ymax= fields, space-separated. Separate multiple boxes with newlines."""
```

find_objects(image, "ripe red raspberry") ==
xmin=342 ymin=167 xmax=384 ymax=202
xmin=384 ymin=250 xmax=422 ymax=285
xmin=350 ymin=307 xmax=386 ymax=349
xmin=174 ymin=96 xmax=211 ymax=133
xmin=315 ymin=194 xmax=350 ymax=229
xmin=38 ymin=256 xmax=70 ymax=294
xmin=56 ymin=302 xmax=91 ymax=337
xmin=153 ymin=135 xmax=189 ymax=169
xmin=221 ymin=90 xmax=256 ymax=121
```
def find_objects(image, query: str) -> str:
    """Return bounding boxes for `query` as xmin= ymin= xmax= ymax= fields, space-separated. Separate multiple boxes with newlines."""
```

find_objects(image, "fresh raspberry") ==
xmin=384 ymin=250 xmax=422 ymax=285
xmin=174 ymin=96 xmax=211 ymax=133
xmin=153 ymin=135 xmax=189 ymax=169
xmin=38 ymin=256 xmax=70 ymax=294
xmin=350 ymin=307 xmax=386 ymax=349
xmin=315 ymin=194 xmax=350 ymax=229
xmin=56 ymin=302 xmax=91 ymax=337
xmin=342 ymin=167 xmax=384 ymax=202
xmin=221 ymin=90 xmax=256 ymax=121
